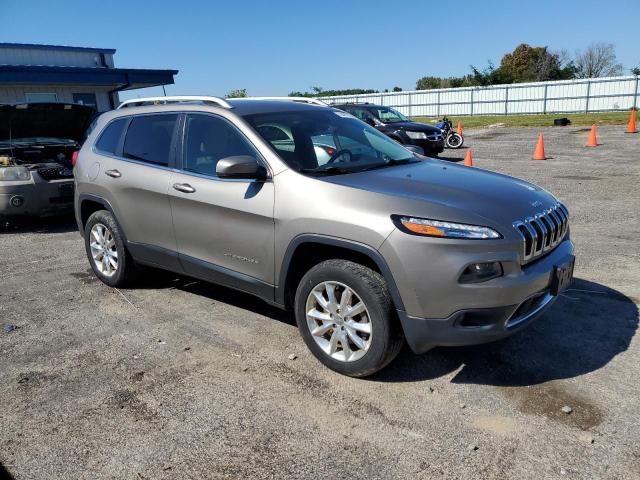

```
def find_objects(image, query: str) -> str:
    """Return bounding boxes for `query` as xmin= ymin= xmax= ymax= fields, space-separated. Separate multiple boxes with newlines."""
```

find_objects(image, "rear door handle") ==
xmin=173 ymin=183 xmax=196 ymax=194
xmin=105 ymin=169 xmax=121 ymax=178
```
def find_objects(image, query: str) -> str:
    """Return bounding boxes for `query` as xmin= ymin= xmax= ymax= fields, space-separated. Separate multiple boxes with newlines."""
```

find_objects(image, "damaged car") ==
xmin=0 ymin=102 xmax=95 ymax=220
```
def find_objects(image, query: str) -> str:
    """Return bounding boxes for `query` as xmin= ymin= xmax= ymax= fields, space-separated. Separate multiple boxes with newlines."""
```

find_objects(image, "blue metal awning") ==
xmin=0 ymin=65 xmax=178 ymax=89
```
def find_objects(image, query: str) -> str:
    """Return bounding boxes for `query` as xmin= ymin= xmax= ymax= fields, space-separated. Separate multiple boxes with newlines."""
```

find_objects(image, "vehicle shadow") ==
xmin=0 ymin=215 xmax=77 ymax=235
xmin=0 ymin=463 xmax=15 ymax=480
xmin=372 ymin=278 xmax=638 ymax=386
xmin=133 ymin=271 xmax=295 ymax=326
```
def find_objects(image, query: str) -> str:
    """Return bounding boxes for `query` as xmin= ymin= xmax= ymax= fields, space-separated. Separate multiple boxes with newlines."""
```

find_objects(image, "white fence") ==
xmin=317 ymin=75 xmax=640 ymax=118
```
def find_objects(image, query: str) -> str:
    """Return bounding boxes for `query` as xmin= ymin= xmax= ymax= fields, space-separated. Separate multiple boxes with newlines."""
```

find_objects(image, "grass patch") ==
xmin=413 ymin=111 xmax=632 ymax=129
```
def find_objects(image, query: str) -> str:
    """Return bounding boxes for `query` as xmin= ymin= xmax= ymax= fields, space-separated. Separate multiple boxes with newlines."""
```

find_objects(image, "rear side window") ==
xmin=95 ymin=118 xmax=127 ymax=154
xmin=123 ymin=114 xmax=178 ymax=166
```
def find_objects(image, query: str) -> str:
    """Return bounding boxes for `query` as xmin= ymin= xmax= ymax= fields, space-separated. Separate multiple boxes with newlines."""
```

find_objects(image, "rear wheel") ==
xmin=84 ymin=210 xmax=136 ymax=287
xmin=294 ymin=259 xmax=403 ymax=377
xmin=446 ymin=132 xmax=464 ymax=149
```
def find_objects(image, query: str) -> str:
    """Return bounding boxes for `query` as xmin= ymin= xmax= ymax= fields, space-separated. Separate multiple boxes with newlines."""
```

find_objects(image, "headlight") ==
xmin=405 ymin=131 xmax=427 ymax=140
xmin=0 ymin=166 xmax=30 ymax=181
xmin=394 ymin=216 xmax=501 ymax=239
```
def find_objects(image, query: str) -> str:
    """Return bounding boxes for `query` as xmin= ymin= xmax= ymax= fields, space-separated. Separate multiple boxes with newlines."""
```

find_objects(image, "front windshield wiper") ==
xmin=299 ymin=166 xmax=354 ymax=176
xmin=358 ymin=158 xmax=417 ymax=172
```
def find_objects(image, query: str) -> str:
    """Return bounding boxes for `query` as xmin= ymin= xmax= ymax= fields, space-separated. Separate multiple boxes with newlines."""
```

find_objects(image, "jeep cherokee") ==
xmin=74 ymin=96 xmax=574 ymax=377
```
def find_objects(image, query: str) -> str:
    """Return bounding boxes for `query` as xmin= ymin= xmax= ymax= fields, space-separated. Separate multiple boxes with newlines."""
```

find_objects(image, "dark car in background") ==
xmin=332 ymin=103 xmax=444 ymax=156
xmin=0 ymin=102 xmax=95 ymax=220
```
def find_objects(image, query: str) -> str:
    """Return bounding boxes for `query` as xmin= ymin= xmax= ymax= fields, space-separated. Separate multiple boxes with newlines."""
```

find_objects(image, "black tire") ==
xmin=84 ymin=210 xmax=137 ymax=287
xmin=446 ymin=133 xmax=464 ymax=149
xmin=294 ymin=259 xmax=404 ymax=377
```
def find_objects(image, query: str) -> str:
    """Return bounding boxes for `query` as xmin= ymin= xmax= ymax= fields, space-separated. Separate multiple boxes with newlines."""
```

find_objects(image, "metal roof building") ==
xmin=0 ymin=43 xmax=178 ymax=112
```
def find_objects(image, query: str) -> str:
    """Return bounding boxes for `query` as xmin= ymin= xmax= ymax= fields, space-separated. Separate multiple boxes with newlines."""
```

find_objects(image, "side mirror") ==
xmin=216 ymin=155 xmax=266 ymax=179
xmin=404 ymin=145 xmax=424 ymax=156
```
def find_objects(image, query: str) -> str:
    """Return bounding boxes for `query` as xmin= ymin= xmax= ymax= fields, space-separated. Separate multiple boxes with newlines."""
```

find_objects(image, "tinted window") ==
xmin=350 ymin=108 xmax=376 ymax=122
xmin=256 ymin=124 xmax=290 ymax=141
xmin=123 ymin=114 xmax=178 ymax=166
xmin=73 ymin=93 xmax=97 ymax=107
xmin=183 ymin=114 xmax=257 ymax=177
xmin=95 ymin=118 xmax=127 ymax=154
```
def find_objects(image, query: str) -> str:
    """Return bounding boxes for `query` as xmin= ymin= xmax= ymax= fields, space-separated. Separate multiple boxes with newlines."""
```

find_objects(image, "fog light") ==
xmin=9 ymin=196 xmax=24 ymax=208
xmin=459 ymin=262 xmax=503 ymax=283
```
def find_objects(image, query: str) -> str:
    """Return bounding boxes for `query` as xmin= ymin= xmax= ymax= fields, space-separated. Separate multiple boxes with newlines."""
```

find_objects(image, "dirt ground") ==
xmin=1 ymin=125 xmax=638 ymax=479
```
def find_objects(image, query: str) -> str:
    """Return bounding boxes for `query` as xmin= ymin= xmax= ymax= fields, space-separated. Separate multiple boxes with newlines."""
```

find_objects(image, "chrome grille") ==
xmin=513 ymin=203 xmax=569 ymax=263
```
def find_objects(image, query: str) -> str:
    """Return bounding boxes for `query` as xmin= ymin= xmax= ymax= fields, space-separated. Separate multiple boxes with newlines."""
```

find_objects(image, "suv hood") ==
xmin=0 ymin=102 xmax=96 ymax=143
xmin=325 ymin=159 xmax=559 ymax=227
xmin=382 ymin=121 xmax=441 ymax=133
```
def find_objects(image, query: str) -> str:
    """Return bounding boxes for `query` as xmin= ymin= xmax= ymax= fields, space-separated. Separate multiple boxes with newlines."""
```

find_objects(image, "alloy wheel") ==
xmin=89 ymin=223 xmax=118 ymax=277
xmin=305 ymin=281 xmax=372 ymax=362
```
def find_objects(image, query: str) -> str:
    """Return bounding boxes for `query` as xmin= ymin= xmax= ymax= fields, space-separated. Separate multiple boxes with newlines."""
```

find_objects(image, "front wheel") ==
xmin=294 ymin=260 xmax=404 ymax=377
xmin=446 ymin=132 xmax=464 ymax=149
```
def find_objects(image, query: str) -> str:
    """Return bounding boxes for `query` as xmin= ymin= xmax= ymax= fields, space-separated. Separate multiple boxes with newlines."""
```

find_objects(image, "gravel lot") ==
xmin=1 ymin=125 xmax=638 ymax=479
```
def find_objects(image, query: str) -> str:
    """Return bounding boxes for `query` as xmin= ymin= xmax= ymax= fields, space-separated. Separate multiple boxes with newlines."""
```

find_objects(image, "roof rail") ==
xmin=117 ymin=96 xmax=233 ymax=109
xmin=235 ymin=96 xmax=327 ymax=106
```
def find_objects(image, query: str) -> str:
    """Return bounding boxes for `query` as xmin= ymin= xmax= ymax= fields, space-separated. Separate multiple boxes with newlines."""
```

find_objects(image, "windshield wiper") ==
xmin=299 ymin=166 xmax=353 ymax=176
xmin=358 ymin=158 xmax=417 ymax=172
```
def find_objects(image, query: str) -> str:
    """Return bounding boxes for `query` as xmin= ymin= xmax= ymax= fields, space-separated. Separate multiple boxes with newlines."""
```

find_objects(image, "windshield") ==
xmin=244 ymin=109 xmax=416 ymax=176
xmin=371 ymin=107 xmax=409 ymax=123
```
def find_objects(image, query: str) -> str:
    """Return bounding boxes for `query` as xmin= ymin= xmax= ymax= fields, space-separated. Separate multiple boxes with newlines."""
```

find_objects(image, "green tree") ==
xmin=632 ymin=66 xmax=640 ymax=76
xmin=499 ymin=44 xmax=575 ymax=82
xmin=415 ymin=76 xmax=444 ymax=90
xmin=392 ymin=86 xmax=403 ymax=92
xmin=289 ymin=87 xmax=379 ymax=97
xmin=226 ymin=88 xmax=247 ymax=98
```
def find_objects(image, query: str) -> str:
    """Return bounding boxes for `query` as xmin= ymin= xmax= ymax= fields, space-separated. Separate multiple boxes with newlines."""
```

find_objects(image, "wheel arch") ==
xmin=77 ymin=194 xmax=128 ymax=243
xmin=277 ymin=234 xmax=405 ymax=312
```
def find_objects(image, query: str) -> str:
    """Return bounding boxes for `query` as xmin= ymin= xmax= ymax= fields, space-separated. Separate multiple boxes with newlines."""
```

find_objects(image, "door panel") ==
xmin=169 ymin=113 xmax=275 ymax=287
xmin=169 ymin=173 xmax=275 ymax=284
xmin=96 ymin=113 xmax=179 ymax=269
xmin=103 ymin=159 xmax=176 ymax=256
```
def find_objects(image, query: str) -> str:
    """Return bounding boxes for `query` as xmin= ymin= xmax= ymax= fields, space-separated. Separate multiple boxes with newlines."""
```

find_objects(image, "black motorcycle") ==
xmin=436 ymin=117 xmax=464 ymax=149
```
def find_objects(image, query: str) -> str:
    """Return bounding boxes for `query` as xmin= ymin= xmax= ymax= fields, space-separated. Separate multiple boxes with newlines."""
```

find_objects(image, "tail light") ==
xmin=71 ymin=150 xmax=79 ymax=167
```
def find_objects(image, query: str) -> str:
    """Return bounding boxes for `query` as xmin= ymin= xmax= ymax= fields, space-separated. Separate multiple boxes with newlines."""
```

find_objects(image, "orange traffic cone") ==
xmin=463 ymin=149 xmax=473 ymax=166
xmin=626 ymin=109 xmax=638 ymax=133
xmin=532 ymin=134 xmax=546 ymax=160
xmin=457 ymin=121 xmax=463 ymax=136
xmin=586 ymin=124 xmax=599 ymax=147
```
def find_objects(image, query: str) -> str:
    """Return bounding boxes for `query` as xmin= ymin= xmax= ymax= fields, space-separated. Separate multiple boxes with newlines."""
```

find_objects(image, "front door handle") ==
xmin=173 ymin=183 xmax=196 ymax=194
xmin=105 ymin=169 xmax=121 ymax=178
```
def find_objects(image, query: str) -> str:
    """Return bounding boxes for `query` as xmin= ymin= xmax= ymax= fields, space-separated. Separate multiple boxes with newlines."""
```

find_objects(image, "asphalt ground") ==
xmin=1 ymin=125 xmax=638 ymax=479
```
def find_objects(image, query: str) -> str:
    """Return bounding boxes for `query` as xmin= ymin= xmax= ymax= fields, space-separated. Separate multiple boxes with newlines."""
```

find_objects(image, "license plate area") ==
xmin=551 ymin=256 xmax=575 ymax=296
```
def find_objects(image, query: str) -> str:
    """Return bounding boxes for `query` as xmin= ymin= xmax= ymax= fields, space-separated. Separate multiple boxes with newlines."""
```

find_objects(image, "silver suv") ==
xmin=74 ymin=96 xmax=575 ymax=377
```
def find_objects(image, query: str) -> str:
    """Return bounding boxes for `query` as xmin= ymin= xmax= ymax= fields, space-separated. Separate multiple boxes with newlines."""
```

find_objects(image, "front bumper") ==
xmin=410 ymin=138 xmax=445 ymax=154
xmin=398 ymin=288 xmax=559 ymax=353
xmin=0 ymin=178 xmax=74 ymax=217
xmin=379 ymin=228 xmax=574 ymax=353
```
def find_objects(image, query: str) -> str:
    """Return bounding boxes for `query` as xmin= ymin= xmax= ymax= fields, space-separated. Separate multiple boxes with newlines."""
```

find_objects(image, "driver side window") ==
xmin=183 ymin=114 xmax=257 ymax=177
xmin=351 ymin=108 xmax=376 ymax=123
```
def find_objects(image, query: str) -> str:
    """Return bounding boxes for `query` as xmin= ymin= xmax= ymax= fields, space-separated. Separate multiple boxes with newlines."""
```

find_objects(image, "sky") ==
xmin=1 ymin=0 xmax=639 ymax=100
